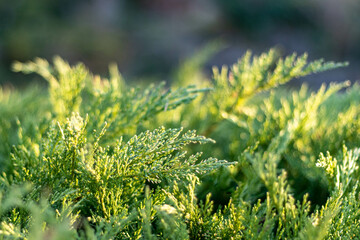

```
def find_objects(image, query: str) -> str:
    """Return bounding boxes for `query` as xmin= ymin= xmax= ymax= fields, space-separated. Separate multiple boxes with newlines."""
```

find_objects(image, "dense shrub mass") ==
xmin=1 ymin=49 xmax=359 ymax=239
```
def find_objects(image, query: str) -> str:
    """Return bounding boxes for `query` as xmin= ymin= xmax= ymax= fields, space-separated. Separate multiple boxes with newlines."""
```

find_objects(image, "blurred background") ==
xmin=1 ymin=0 xmax=360 ymax=88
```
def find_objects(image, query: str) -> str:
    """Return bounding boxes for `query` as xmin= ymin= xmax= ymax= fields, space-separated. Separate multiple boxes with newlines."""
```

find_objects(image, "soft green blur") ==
xmin=1 ymin=0 xmax=359 ymax=86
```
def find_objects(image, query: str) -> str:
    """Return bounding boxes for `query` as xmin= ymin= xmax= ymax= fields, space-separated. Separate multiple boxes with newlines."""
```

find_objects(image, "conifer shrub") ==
xmin=1 ymin=49 xmax=359 ymax=239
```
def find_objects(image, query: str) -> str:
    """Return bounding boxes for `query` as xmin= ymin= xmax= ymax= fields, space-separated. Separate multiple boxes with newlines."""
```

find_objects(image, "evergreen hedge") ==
xmin=1 ymin=49 xmax=359 ymax=239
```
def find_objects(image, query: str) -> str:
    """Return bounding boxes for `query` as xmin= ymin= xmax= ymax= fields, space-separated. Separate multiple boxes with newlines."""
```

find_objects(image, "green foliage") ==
xmin=1 ymin=48 xmax=359 ymax=239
